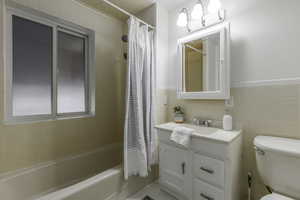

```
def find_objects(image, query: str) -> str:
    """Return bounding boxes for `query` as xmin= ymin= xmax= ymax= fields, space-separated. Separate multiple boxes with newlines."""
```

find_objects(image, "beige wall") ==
xmin=136 ymin=3 xmax=156 ymax=26
xmin=0 ymin=0 xmax=126 ymax=174
xmin=165 ymin=86 xmax=300 ymax=200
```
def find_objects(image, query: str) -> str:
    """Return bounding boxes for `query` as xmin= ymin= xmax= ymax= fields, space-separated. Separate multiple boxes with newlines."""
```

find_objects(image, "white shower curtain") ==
xmin=124 ymin=17 xmax=157 ymax=180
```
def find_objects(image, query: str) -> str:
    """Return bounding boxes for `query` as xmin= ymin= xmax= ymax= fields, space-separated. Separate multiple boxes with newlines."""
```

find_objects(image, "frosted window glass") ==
xmin=12 ymin=16 xmax=52 ymax=116
xmin=57 ymin=31 xmax=86 ymax=113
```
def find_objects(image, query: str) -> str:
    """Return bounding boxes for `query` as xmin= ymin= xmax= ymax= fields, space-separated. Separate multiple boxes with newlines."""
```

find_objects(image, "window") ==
xmin=5 ymin=3 xmax=95 ymax=123
xmin=57 ymin=31 xmax=87 ymax=114
xmin=12 ymin=16 xmax=53 ymax=116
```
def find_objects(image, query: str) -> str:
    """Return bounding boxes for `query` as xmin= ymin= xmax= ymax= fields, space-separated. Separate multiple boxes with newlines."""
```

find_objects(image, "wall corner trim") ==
xmin=231 ymin=77 xmax=300 ymax=88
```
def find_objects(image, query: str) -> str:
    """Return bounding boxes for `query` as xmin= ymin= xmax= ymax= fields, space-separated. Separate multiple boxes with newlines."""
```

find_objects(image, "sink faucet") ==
xmin=204 ymin=120 xmax=213 ymax=127
xmin=192 ymin=117 xmax=213 ymax=127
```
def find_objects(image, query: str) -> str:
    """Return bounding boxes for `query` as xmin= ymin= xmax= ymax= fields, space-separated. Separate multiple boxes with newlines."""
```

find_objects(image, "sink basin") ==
xmin=155 ymin=122 xmax=241 ymax=143
xmin=180 ymin=123 xmax=219 ymax=135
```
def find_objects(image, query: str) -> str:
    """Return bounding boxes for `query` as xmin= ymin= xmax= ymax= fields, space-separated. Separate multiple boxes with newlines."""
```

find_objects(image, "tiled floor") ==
xmin=127 ymin=182 xmax=177 ymax=200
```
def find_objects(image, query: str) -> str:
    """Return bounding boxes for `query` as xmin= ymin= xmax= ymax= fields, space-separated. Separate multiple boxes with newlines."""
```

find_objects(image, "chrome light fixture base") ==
xmin=177 ymin=0 xmax=225 ymax=32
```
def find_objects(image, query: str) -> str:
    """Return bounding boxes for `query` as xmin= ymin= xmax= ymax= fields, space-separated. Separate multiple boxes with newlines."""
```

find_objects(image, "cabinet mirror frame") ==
xmin=177 ymin=23 xmax=230 ymax=100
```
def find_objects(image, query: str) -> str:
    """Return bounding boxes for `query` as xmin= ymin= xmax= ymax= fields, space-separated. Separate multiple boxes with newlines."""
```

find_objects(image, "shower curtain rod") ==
xmin=185 ymin=44 xmax=205 ymax=54
xmin=102 ymin=0 xmax=155 ymax=29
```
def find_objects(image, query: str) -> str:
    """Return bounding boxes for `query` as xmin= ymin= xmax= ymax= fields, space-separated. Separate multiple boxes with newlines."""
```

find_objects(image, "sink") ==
xmin=180 ymin=123 xmax=219 ymax=135
xmin=155 ymin=122 xmax=219 ymax=135
xmin=156 ymin=122 xmax=241 ymax=144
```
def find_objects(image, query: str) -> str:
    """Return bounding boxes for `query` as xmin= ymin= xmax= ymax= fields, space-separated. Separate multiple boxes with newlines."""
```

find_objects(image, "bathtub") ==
xmin=36 ymin=166 xmax=156 ymax=200
xmin=0 ymin=143 xmax=157 ymax=200
xmin=36 ymin=167 xmax=122 ymax=200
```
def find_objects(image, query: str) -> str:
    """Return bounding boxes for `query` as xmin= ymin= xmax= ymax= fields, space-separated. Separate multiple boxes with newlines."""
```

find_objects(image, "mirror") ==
xmin=183 ymin=33 xmax=220 ymax=92
xmin=178 ymin=23 xmax=230 ymax=99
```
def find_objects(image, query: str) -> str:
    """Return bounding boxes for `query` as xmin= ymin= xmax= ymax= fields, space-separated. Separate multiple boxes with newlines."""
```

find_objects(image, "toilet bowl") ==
xmin=254 ymin=136 xmax=300 ymax=200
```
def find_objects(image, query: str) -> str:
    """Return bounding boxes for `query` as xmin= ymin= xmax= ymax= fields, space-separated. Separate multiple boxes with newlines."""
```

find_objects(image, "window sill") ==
xmin=3 ymin=113 xmax=96 ymax=125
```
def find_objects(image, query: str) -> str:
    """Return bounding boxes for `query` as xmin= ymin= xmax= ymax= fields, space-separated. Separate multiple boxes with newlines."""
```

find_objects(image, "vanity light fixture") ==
xmin=177 ymin=0 xmax=225 ymax=32
xmin=208 ymin=0 xmax=224 ymax=20
xmin=191 ymin=1 xmax=204 ymax=19
xmin=177 ymin=8 xmax=191 ymax=32
xmin=208 ymin=0 xmax=221 ymax=14
xmin=191 ymin=0 xmax=205 ymax=27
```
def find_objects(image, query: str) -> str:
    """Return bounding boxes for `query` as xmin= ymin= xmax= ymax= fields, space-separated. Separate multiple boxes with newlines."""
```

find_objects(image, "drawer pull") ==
xmin=200 ymin=167 xmax=214 ymax=174
xmin=182 ymin=162 xmax=185 ymax=174
xmin=200 ymin=193 xmax=214 ymax=200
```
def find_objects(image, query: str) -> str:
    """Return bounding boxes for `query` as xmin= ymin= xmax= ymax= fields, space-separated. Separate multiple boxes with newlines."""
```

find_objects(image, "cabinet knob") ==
xmin=200 ymin=193 xmax=214 ymax=200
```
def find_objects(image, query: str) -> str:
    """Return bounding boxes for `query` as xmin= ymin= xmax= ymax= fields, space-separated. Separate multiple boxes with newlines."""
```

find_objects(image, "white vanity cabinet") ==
xmin=156 ymin=123 xmax=242 ymax=200
xmin=159 ymin=143 xmax=189 ymax=198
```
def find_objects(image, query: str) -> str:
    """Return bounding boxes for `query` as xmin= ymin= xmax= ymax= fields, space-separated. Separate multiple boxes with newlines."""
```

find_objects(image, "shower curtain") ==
xmin=124 ymin=17 xmax=157 ymax=179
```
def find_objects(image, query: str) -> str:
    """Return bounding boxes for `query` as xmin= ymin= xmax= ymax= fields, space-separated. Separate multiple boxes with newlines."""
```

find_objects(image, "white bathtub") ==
xmin=35 ymin=167 xmax=121 ymax=200
xmin=36 ymin=166 xmax=156 ymax=200
xmin=0 ymin=143 xmax=156 ymax=200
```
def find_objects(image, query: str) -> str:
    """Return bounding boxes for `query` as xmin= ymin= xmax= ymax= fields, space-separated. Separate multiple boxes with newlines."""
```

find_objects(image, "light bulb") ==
xmin=208 ymin=0 xmax=221 ymax=14
xmin=177 ymin=11 xmax=188 ymax=27
xmin=191 ymin=3 xmax=203 ymax=19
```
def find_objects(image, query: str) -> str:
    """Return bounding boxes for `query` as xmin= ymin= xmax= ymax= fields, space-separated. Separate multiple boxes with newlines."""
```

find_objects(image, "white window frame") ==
xmin=4 ymin=0 xmax=95 ymax=124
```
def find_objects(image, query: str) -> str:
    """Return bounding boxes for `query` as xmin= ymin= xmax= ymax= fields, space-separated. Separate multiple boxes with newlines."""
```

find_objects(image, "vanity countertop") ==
xmin=155 ymin=122 xmax=241 ymax=143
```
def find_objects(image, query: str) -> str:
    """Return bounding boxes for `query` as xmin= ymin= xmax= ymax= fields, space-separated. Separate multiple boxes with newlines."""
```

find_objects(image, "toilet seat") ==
xmin=261 ymin=193 xmax=295 ymax=200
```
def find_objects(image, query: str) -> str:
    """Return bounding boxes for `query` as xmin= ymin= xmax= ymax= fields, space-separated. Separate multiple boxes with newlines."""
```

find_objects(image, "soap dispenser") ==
xmin=223 ymin=110 xmax=232 ymax=131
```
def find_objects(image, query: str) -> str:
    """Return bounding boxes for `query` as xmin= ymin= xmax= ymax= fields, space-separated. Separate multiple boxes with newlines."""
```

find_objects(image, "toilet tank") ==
xmin=254 ymin=136 xmax=300 ymax=199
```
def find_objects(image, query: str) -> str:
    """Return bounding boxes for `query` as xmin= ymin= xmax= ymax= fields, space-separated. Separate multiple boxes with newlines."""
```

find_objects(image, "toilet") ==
xmin=254 ymin=136 xmax=300 ymax=200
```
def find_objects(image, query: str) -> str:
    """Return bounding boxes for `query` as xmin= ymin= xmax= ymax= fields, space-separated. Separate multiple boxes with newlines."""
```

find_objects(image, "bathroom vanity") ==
xmin=155 ymin=123 xmax=242 ymax=200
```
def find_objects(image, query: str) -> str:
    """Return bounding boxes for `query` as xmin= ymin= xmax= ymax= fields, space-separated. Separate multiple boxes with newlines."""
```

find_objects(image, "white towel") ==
xmin=170 ymin=127 xmax=194 ymax=147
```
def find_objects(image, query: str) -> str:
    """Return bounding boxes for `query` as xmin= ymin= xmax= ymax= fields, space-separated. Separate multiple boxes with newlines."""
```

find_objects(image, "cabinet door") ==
xmin=159 ymin=143 xmax=189 ymax=197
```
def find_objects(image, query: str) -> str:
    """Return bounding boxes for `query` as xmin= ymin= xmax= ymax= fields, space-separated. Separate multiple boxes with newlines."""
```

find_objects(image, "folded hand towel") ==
xmin=170 ymin=126 xmax=194 ymax=147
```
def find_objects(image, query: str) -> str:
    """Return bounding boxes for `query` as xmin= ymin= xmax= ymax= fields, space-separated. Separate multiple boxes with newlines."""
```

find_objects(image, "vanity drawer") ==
xmin=191 ymin=138 xmax=227 ymax=159
xmin=193 ymin=178 xmax=224 ymax=200
xmin=193 ymin=153 xmax=224 ymax=188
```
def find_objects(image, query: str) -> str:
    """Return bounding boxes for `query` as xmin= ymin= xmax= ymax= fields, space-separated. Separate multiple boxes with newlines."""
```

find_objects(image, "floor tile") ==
xmin=127 ymin=182 xmax=177 ymax=200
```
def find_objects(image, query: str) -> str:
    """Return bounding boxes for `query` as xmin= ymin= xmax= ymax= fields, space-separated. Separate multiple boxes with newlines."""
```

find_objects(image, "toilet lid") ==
xmin=261 ymin=193 xmax=295 ymax=200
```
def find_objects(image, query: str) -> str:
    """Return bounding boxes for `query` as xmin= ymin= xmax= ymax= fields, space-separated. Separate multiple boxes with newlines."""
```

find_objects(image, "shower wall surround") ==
xmin=0 ymin=0 xmax=126 ymax=173
xmin=164 ymin=0 xmax=300 ymax=199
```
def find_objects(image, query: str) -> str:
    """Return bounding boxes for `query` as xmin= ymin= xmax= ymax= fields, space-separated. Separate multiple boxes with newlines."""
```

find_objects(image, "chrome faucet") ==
xmin=192 ymin=117 xmax=213 ymax=127
xmin=204 ymin=119 xmax=213 ymax=127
